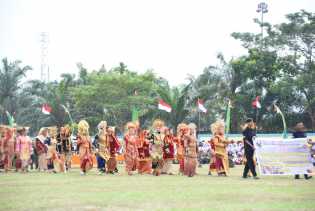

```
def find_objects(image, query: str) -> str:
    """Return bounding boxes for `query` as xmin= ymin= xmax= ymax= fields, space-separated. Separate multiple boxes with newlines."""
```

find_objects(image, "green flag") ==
xmin=6 ymin=111 xmax=15 ymax=127
xmin=225 ymin=100 xmax=232 ymax=136
xmin=132 ymin=106 xmax=139 ymax=122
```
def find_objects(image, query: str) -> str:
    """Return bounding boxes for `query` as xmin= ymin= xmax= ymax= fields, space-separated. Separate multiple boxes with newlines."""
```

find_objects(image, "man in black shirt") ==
xmin=242 ymin=118 xmax=259 ymax=179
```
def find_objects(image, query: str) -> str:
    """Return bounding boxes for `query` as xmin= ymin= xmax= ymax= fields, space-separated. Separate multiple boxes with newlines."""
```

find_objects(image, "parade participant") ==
xmin=94 ymin=121 xmax=109 ymax=174
xmin=136 ymin=130 xmax=152 ymax=174
xmin=45 ymin=127 xmax=64 ymax=173
xmin=175 ymin=123 xmax=187 ymax=175
xmin=1 ymin=126 xmax=15 ymax=172
xmin=242 ymin=118 xmax=259 ymax=179
xmin=149 ymin=119 xmax=165 ymax=176
xmin=35 ymin=127 xmax=49 ymax=171
xmin=124 ymin=122 xmax=139 ymax=175
xmin=77 ymin=120 xmax=93 ymax=175
xmin=106 ymin=127 xmax=120 ymax=174
xmin=56 ymin=125 xmax=72 ymax=171
xmin=15 ymin=127 xmax=32 ymax=173
xmin=292 ymin=122 xmax=312 ymax=180
xmin=184 ymin=123 xmax=198 ymax=177
xmin=209 ymin=120 xmax=230 ymax=176
xmin=161 ymin=127 xmax=175 ymax=175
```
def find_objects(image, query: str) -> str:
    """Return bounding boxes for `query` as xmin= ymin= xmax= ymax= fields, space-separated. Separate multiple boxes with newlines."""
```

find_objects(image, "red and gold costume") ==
xmin=106 ymin=127 xmax=120 ymax=173
xmin=176 ymin=123 xmax=187 ymax=175
xmin=209 ymin=121 xmax=229 ymax=176
xmin=124 ymin=122 xmax=139 ymax=175
xmin=56 ymin=126 xmax=72 ymax=171
xmin=136 ymin=130 xmax=152 ymax=174
xmin=161 ymin=128 xmax=175 ymax=174
xmin=77 ymin=120 xmax=93 ymax=175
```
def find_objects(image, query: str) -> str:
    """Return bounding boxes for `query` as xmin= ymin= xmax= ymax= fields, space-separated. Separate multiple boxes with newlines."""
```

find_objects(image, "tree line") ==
xmin=0 ymin=10 xmax=314 ymax=135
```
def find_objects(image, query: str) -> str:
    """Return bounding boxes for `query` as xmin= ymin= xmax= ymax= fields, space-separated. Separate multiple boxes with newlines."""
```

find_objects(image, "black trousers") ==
xmin=243 ymin=150 xmax=257 ymax=177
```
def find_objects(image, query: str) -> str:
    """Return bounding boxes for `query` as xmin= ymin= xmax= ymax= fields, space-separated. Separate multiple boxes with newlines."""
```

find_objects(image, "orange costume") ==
xmin=1 ymin=127 xmax=15 ymax=172
xmin=77 ymin=120 xmax=93 ymax=175
xmin=176 ymin=123 xmax=188 ymax=175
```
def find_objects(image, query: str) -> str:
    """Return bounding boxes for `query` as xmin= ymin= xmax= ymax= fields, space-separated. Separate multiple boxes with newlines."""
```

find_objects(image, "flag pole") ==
xmin=198 ymin=110 xmax=201 ymax=136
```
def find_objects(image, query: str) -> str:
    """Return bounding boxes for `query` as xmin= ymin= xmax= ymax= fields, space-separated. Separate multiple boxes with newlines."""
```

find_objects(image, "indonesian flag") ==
xmin=252 ymin=96 xmax=261 ymax=109
xmin=158 ymin=99 xmax=172 ymax=113
xmin=197 ymin=99 xmax=207 ymax=113
xmin=42 ymin=104 xmax=52 ymax=115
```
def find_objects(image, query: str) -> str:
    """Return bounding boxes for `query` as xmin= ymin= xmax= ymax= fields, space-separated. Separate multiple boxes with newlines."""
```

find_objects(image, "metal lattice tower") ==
xmin=40 ymin=32 xmax=50 ymax=82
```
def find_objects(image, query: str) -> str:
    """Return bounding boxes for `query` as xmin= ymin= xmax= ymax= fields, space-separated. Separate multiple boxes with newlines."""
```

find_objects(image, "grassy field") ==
xmin=0 ymin=165 xmax=314 ymax=211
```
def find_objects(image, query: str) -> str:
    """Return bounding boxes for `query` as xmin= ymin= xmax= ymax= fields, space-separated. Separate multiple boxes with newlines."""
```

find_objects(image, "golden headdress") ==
xmin=78 ymin=120 xmax=90 ymax=136
xmin=210 ymin=120 xmax=225 ymax=135
xmin=152 ymin=119 xmax=165 ymax=129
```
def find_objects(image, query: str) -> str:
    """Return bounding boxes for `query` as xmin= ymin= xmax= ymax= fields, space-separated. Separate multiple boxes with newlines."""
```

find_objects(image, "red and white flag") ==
xmin=197 ymin=99 xmax=207 ymax=113
xmin=158 ymin=99 xmax=172 ymax=113
xmin=252 ymin=96 xmax=261 ymax=109
xmin=42 ymin=104 xmax=52 ymax=115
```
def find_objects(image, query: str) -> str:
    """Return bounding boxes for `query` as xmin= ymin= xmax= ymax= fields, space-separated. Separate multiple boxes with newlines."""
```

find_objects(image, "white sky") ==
xmin=1 ymin=0 xmax=314 ymax=85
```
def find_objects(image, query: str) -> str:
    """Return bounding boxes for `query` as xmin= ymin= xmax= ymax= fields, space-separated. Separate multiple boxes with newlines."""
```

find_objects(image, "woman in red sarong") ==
xmin=106 ymin=127 xmax=120 ymax=174
xmin=161 ymin=127 xmax=175 ymax=175
xmin=136 ymin=130 xmax=152 ymax=174
xmin=124 ymin=122 xmax=139 ymax=175
xmin=176 ymin=123 xmax=188 ymax=175
xmin=77 ymin=120 xmax=93 ymax=176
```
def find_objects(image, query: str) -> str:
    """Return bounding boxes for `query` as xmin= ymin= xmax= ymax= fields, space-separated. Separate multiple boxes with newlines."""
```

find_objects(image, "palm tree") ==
xmin=0 ymin=58 xmax=31 ymax=125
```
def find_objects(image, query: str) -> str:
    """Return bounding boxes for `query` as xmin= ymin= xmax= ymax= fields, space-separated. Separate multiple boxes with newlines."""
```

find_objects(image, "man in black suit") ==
xmin=242 ymin=118 xmax=259 ymax=179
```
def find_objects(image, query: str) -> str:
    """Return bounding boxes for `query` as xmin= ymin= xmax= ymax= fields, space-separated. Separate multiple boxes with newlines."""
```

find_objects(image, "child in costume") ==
xmin=149 ymin=119 xmax=165 ymax=176
xmin=183 ymin=123 xmax=198 ymax=177
xmin=209 ymin=120 xmax=230 ymax=176
xmin=161 ymin=127 xmax=175 ymax=175
xmin=77 ymin=120 xmax=93 ymax=175
xmin=94 ymin=121 xmax=109 ymax=174
xmin=136 ymin=130 xmax=152 ymax=174
xmin=106 ymin=127 xmax=120 ymax=174
xmin=35 ymin=128 xmax=49 ymax=171
xmin=175 ymin=123 xmax=187 ymax=175
xmin=124 ymin=122 xmax=139 ymax=175
xmin=56 ymin=125 xmax=72 ymax=171
xmin=15 ymin=127 xmax=32 ymax=173
xmin=1 ymin=126 xmax=16 ymax=172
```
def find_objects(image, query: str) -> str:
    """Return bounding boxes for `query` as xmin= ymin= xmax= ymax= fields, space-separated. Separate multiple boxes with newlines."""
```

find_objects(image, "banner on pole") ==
xmin=254 ymin=138 xmax=313 ymax=175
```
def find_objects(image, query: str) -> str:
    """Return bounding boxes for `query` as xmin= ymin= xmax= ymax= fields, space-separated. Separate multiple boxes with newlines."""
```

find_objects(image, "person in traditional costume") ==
xmin=15 ymin=127 xmax=32 ymax=172
xmin=77 ymin=120 xmax=93 ymax=175
xmin=93 ymin=121 xmax=109 ymax=174
xmin=47 ymin=127 xmax=65 ymax=173
xmin=1 ymin=126 xmax=16 ymax=172
xmin=136 ymin=130 xmax=152 ymax=174
xmin=175 ymin=123 xmax=188 ymax=175
xmin=35 ymin=127 xmax=49 ymax=171
xmin=56 ymin=125 xmax=72 ymax=171
xmin=106 ymin=127 xmax=120 ymax=174
xmin=209 ymin=120 xmax=229 ymax=176
xmin=183 ymin=123 xmax=198 ymax=177
xmin=149 ymin=119 xmax=165 ymax=176
xmin=124 ymin=122 xmax=139 ymax=175
xmin=161 ymin=127 xmax=175 ymax=175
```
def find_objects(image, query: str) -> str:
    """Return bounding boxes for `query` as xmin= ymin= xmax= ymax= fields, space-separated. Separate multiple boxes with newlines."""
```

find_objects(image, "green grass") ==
xmin=0 ymin=165 xmax=314 ymax=211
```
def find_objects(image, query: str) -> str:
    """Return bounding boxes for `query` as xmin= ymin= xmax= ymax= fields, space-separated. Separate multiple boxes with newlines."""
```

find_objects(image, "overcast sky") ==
xmin=1 ymin=0 xmax=314 ymax=85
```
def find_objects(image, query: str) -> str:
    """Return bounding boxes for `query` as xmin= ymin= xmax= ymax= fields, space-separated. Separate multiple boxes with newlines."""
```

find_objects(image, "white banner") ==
xmin=254 ymin=138 xmax=313 ymax=175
